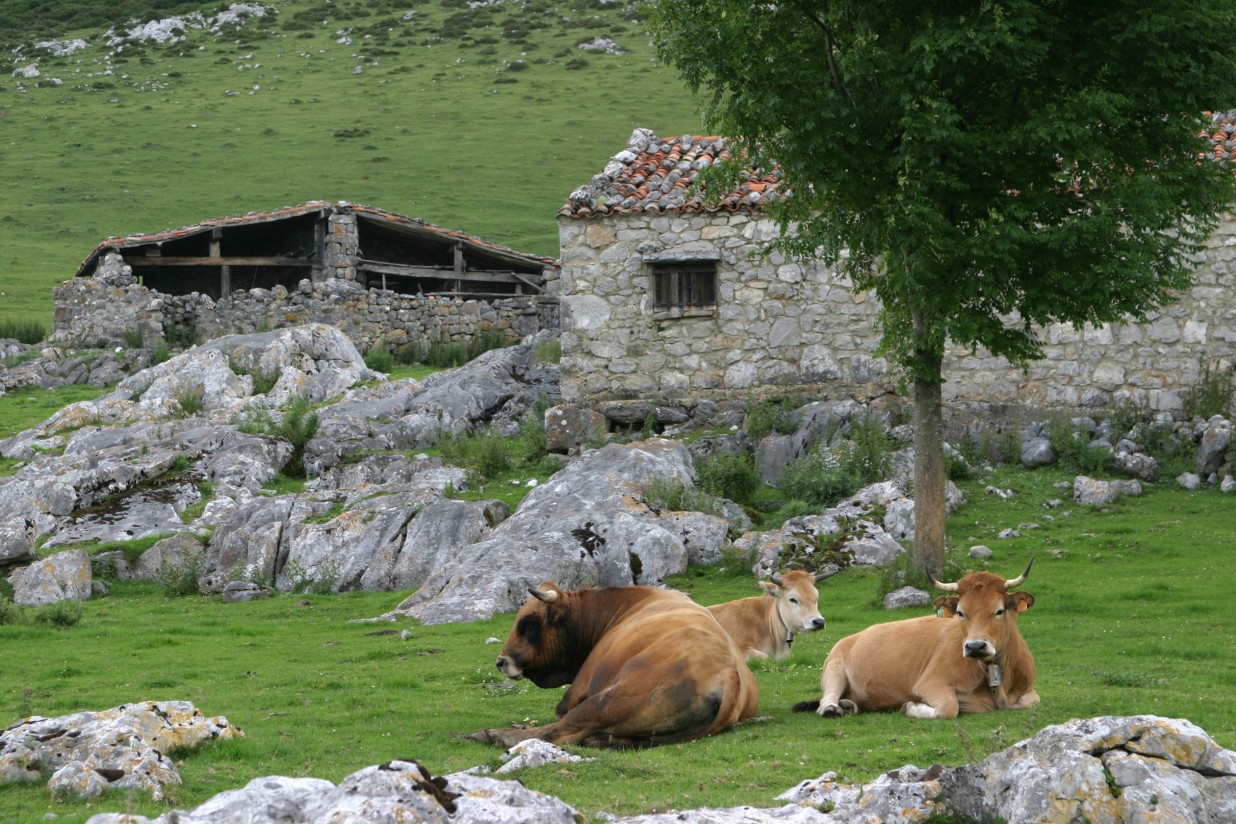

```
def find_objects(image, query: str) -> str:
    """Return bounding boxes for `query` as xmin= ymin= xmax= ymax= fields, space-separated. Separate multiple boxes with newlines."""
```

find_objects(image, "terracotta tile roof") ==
xmin=1202 ymin=110 xmax=1236 ymax=166
xmin=563 ymin=116 xmax=1236 ymax=220
xmin=76 ymin=200 xmax=555 ymax=277
xmin=558 ymin=128 xmax=783 ymax=219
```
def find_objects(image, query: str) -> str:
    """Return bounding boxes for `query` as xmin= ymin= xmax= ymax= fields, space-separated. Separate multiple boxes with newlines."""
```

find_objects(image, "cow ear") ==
xmin=758 ymin=580 xmax=779 ymax=594
xmin=1007 ymin=590 xmax=1035 ymax=613
xmin=932 ymin=595 xmax=960 ymax=617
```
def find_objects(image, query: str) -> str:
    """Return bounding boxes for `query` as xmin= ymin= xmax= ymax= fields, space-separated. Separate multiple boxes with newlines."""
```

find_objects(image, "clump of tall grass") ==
xmin=696 ymin=451 xmax=761 ymax=506
xmin=0 ymin=319 xmax=47 ymax=345
xmin=33 ymin=599 xmax=82 ymax=628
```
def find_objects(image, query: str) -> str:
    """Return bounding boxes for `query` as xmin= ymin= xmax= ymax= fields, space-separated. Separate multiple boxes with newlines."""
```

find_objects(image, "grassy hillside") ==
xmin=0 ymin=0 xmax=704 ymax=325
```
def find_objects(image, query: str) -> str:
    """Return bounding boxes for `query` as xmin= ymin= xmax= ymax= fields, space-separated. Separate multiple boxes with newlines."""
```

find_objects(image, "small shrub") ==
xmin=155 ymin=550 xmax=207 ymax=597
xmin=123 ymin=328 xmax=144 ymax=348
xmin=151 ymin=341 xmax=171 ymax=365
xmin=439 ymin=427 xmax=513 ymax=481
xmin=0 ymin=319 xmax=47 ymax=344
xmin=165 ymin=321 xmax=197 ymax=349
xmin=745 ymin=397 xmax=802 ymax=440
xmin=643 ymin=478 xmax=723 ymax=517
xmin=0 ymin=595 xmax=25 ymax=625
xmin=1182 ymin=359 xmax=1234 ymax=420
xmin=364 ymin=346 xmax=394 ymax=373
xmin=696 ymin=452 xmax=760 ymax=506
xmin=1047 ymin=415 xmax=1116 ymax=475
xmin=176 ymin=389 xmax=205 ymax=417
xmin=277 ymin=396 xmax=320 ymax=478
xmin=516 ymin=397 xmax=551 ymax=465
xmin=34 ymin=599 xmax=82 ymax=628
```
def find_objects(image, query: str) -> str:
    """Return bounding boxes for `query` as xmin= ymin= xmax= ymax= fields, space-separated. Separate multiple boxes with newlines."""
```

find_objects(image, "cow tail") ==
xmin=791 ymin=700 xmax=820 ymax=713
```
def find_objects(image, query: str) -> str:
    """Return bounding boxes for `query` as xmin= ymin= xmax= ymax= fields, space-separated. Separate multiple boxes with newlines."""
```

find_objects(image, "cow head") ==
xmin=763 ymin=569 xmax=833 ymax=635
xmin=495 ymin=582 xmax=582 ymax=688
xmin=930 ymin=559 xmax=1035 ymax=662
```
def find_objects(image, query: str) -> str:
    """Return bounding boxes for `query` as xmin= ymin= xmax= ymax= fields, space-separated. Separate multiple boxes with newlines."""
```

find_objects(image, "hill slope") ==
xmin=1 ymin=0 xmax=703 ymax=323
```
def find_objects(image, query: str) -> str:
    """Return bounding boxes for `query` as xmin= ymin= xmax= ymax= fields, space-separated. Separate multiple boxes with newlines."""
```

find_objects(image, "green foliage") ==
xmin=1182 ymin=359 xmax=1235 ymax=420
xmin=778 ymin=416 xmax=895 ymax=507
xmin=437 ymin=426 xmax=513 ymax=482
xmin=363 ymin=346 xmax=394 ymax=374
xmin=696 ymin=451 xmax=760 ymax=506
xmin=165 ymin=322 xmax=198 ymax=350
xmin=1046 ymin=416 xmax=1117 ymax=476
xmin=33 ymin=598 xmax=82 ymax=628
xmin=0 ymin=595 xmax=24 ymax=625
xmin=154 ymin=548 xmax=207 ymax=597
xmin=176 ymin=388 xmax=205 ymax=417
xmin=230 ymin=360 xmax=282 ymax=396
xmin=643 ymin=477 xmax=724 ymax=517
xmin=122 ymin=328 xmax=144 ymax=349
xmin=277 ymin=396 xmax=320 ymax=478
xmin=150 ymin=340 xmax=172 ymax=366
xmin=0 ymin=318 xmax=47 ymax=344
xmin=744 ymin=397 xmax=802 ymax=441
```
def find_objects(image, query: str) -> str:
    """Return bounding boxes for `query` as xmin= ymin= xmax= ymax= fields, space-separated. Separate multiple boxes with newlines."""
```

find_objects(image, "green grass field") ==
xmin=1 ymin=464 xmax=1233 ymax=822
xmin=0 ymin=0 xmax=704 ymax=325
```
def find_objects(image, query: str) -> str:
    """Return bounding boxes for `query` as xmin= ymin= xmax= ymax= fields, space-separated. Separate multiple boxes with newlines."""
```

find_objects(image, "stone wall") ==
xmin=52 ymin=254 xmax=547 ymax=355
xmin=557 ymin=211 xmax=1236 ymax=419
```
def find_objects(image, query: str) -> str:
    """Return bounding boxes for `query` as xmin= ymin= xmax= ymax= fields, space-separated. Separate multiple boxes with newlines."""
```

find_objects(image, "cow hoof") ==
xmin=819 ymin=701 xmax=857 ymax=717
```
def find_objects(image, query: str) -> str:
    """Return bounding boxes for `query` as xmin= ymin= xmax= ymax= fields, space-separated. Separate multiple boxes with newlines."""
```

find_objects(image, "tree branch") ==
xmin=789 ymin=0 xmax=855 ymax=109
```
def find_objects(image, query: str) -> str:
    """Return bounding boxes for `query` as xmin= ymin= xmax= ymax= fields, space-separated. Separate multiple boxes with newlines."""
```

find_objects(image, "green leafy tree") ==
xmin=650 ymin=0 xmax=1236 ymax=574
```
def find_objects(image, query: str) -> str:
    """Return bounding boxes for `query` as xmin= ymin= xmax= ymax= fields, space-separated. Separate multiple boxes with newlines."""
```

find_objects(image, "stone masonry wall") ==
xmin=52 ymin=255 xmax=543 ymax=355
xmin=557 ymin=211 xmax=1236 ymax=418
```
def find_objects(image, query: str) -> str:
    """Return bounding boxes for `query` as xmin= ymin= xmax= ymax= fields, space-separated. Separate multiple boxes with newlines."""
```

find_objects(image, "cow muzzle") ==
xmin=495 ymin=654 xmax=524 ymax=680
xmin=963 ymin=640 xmax=996 ymax=660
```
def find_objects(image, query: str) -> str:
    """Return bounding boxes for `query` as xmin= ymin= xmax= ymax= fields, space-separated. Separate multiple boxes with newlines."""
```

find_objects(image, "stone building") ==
xmin=556 ymin=126 xmax=1236 ymax=420
xmin=57 ymin=202 xmax=559 ymax=354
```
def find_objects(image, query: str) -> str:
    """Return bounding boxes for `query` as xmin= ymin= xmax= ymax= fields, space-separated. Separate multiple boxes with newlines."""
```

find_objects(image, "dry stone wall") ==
xmin=557 ymin=211 xmax=1236 ymax=418
xmin=52 ymin=254 xmax=543 ymax=355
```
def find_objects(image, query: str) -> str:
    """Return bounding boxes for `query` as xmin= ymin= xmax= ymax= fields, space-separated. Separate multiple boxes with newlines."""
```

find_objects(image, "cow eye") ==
xmin=995 ymin=607 xmax=1005 ymax=617
xmin=516 ymin=614 xmax=542 ymax=645
xmin=955 ymin=609 xmax=966 ymax=619
xmin=789 ymin=597 xmax=799 ymax=605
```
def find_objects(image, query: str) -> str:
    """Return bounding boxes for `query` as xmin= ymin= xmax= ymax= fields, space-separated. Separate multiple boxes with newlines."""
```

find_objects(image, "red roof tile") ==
xmin=563 ymin=116 xmax=1236 ymax=220
xmin=557 ymin=129 xmax=783 ymax=219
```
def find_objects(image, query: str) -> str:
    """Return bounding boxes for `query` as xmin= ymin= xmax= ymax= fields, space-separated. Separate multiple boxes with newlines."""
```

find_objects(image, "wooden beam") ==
xmin=124 ymin=256 xmax=310 ymax=267
xmin=357 ymin=259 xmax=540 ymax=285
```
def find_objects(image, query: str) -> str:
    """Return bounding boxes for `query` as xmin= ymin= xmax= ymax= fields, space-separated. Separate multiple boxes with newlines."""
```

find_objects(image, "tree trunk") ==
xmin=912 ymin=360 xmax=946 ymax=578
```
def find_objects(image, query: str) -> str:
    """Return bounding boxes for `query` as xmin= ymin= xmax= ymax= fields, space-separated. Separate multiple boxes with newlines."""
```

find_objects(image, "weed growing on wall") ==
xmin=1182 ymin=359 xmax=1235 ymax=420
xmin=155 ymin=549 xmax=207 ymax=598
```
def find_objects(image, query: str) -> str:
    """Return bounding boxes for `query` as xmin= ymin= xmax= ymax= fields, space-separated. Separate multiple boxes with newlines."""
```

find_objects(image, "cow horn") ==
xmin=1004 ymin=557 xmax=1035 ymax=589
xmin=528 ymin=586 xmax=559 ymax=604
xmin=814 ymin=568 xmax=838 ymax=583
xmin=928 ymin=567 xmax=959 ymax=592
xmin=770 ymin=572 xmax=784 ymax=586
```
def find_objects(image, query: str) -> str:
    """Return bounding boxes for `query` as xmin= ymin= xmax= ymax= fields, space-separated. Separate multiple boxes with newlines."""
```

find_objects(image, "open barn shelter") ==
xmin=75 ymin=200 xmax=555 ymax=300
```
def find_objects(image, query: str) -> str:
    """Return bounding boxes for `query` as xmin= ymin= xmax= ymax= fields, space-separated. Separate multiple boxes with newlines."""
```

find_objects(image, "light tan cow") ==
xmin=473 ymin=582 xmax=759 ymax=749
xmin=707 ymin=569 xmax=833 ymax=660
xmin=793 ymin=560 xmax=1038 ymax=720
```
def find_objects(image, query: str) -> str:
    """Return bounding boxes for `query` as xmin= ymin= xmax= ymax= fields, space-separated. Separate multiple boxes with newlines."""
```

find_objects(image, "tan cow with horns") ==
xmin=708 ymin=569 xmax=835 ymax=660
xmin=473 ymin=581 xmax=759 ymax=749
xmin=793 ymin=560 xmax=1039 ymax=720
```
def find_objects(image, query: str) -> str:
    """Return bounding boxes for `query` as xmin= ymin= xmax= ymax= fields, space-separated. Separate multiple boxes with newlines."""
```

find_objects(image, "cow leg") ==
xmin=817 ymin=655 xmax=858 ymax=717
xmin=468 ymin=723 xmax=561 ymax=749
xmin=1011 ymin=690 xmax=1040 ymax=710
xmin=903 ymin=681 xmax=960 ymax=719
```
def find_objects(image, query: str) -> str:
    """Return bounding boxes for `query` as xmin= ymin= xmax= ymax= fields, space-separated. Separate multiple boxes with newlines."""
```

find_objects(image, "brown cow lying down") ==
xmin=793 ymin=561 xmax=1039 ymax=720
xmin=708 ymin=569 xmax=833 ymax=660
xmin=472 ymin=582 xmax=759 ymax=749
